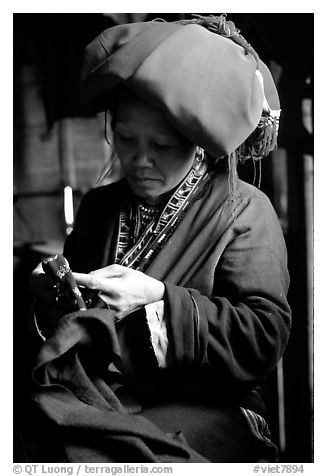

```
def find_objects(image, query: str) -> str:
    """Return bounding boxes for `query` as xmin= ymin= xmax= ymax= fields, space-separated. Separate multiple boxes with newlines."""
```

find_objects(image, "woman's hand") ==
xmin=73 ymin=264 xmax=165 ymax=321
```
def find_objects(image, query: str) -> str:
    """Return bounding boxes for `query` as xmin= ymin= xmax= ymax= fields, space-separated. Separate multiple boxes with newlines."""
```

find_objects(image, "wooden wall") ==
xmin=14 ymin=61 xmax=108 ymax=249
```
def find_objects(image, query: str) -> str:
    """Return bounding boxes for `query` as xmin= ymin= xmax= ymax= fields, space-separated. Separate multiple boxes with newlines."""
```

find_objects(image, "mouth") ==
xmin=129 ymin=174 xmax=161 ymax=182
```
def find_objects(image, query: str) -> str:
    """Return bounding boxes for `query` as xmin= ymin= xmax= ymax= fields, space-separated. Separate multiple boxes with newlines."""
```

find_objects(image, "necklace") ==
xmin=138 ymin=203 xmax=159 ymax=235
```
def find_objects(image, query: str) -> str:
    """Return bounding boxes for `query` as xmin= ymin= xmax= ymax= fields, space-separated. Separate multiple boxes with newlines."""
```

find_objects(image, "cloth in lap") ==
xmin=31 ymin=307 xmax=277 ymax=463
xmin=31 ymin=308 xmax=209 ymax=463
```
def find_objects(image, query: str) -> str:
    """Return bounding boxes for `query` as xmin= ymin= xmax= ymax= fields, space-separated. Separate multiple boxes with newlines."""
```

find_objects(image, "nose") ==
xmin=133 ymin=145 xmax=154 ymax=167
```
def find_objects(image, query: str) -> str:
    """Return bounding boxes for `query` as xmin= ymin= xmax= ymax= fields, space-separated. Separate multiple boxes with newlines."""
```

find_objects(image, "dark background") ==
xmin=13 ymin=13 xmax=314 ymax=462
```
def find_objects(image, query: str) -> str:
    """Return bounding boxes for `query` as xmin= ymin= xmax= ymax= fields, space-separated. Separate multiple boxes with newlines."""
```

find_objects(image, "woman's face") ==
xmin=113 ymin=93 xmax=197 ymax=204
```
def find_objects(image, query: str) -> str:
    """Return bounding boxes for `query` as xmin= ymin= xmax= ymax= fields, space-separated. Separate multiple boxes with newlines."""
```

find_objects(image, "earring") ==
xmin=194 ymin=147 xmax=204 ymax=170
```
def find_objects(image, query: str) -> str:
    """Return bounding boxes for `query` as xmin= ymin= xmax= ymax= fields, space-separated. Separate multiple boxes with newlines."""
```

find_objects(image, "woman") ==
xmin=30 ymin=15 xmax=291 ymax=463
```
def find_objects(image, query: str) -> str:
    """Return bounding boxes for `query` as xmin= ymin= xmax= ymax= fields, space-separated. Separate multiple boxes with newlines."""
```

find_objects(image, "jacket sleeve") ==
xmin=162 ymin=190 xmax=291 ymax=387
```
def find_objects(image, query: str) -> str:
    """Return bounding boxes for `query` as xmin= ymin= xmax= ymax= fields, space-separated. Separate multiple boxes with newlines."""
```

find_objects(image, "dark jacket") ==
xmin=63 ymin=173 xmax=291 ymax=412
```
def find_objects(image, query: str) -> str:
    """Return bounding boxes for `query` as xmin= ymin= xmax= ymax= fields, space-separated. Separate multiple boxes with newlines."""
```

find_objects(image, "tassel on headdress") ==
xmin=227 ymin=151 xmax=239 ymax=203
xmin=179 ymin=14 xmax=280 ymax=163
xmin=235 ymin=109 xmax=280 ymax=164
xmin=179 ymin=14 xmax=281 ymax=194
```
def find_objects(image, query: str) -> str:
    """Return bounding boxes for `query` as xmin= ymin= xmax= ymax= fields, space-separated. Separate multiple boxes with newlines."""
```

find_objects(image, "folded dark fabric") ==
xmin=31 ymin=308 xmax=208 ymax=462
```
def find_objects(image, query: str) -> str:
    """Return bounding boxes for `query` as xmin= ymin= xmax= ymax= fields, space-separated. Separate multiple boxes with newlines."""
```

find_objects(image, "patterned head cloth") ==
xmin=80 ymin=15 xmax=280 ymax=161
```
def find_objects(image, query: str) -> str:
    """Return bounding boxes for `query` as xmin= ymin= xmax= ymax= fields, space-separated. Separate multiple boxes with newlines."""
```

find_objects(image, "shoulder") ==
xmin=236 ymin=180 xmax=281 ymax=225
xmin=209 ymin=174 xmax=284 ymax=243
xmin=237 ymin=180 xmax=275 ymax=210
xmin=82 ymin=179 xmax=125 ymax=201
xmin=78 ymin=179 xmax=127 ymax=210
xmin=233 ymin=180 xmax=285 ymax=246
xmin=209 ymin=173 xmax=277 ymax=216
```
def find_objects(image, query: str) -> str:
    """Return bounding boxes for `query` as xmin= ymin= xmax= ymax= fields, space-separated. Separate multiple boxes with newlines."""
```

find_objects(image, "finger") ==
xmin=89 ymin=264 xmax=124 ymax=279
xmin=73 ymin=272 xmax=101 ymax=290
xmin=73 ymin=272 xmax=117 ymax=294
xmin=31 ymin=261 xmax=44 ymax=276
xmin=98 ymin=291 xmax=114 ymax=308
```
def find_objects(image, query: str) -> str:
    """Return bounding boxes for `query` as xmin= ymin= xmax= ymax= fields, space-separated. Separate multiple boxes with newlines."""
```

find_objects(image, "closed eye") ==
xmin=151 ymin=141 xmax=174 ymax=151
xmin=117 ymin=133 xmax=136 ymax=144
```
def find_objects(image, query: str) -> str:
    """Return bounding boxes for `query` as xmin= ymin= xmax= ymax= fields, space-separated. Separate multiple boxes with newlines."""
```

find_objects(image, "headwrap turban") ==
xmin=80 ymin=17 xmax=280 ymax=159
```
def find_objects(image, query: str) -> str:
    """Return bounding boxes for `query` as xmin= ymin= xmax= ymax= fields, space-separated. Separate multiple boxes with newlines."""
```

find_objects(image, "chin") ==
xmin=136 ymin=189 xmax=167 ymax=205
xmin=140 ymin=192 xmax=162 ymax=204
xmin=130 ymin=182 xmax=162 ymax=199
